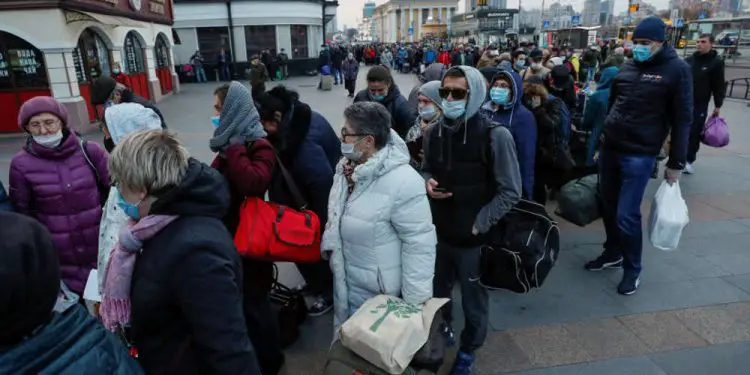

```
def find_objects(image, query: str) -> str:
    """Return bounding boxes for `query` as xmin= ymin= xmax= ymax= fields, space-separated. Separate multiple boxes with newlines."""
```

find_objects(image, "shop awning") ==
xmin=64 ymin=10 xmax=147 ymax=28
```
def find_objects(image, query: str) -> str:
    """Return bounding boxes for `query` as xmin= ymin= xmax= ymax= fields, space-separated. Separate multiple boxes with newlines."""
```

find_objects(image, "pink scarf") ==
xmin=100 ymin=215 xmax=178 ymax=331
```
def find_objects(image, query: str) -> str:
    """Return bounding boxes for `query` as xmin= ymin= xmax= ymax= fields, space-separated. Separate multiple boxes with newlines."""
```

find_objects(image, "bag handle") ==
xmin=274 ymin=154 xmax=308 ymax=211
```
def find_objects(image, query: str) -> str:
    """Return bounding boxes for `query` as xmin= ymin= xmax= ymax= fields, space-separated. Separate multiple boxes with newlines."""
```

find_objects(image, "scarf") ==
xmin=209 ymin=81 xmax=267 ymax=153
xmin=100 ymin=215 xmax=178 ymax=331
xmin=343 ymin=160 xmax=356 ymax=194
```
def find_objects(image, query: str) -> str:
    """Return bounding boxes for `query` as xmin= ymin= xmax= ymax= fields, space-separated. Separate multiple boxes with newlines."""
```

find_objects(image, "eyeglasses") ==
xmin=438 ymin=87 xmax=469 ymax=100
xmin=340 ymin=129 xmax=371 ymax=139
xmin=27 ymin=119 xmax=61 ymax=131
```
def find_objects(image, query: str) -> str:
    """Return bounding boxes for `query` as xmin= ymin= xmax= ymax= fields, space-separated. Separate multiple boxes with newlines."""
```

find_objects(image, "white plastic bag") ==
xmin=648 ymin=181 xmax=689 ymax=250
xmin=340 ymin=295 xmax=449 ymax=374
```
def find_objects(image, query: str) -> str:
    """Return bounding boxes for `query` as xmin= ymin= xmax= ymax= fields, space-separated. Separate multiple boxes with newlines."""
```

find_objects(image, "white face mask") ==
xmin=341 ymin=139 xmax=364 ymax=162
xmin=531 ymin=62 xmax=542 ymax=70
xmin=33 ymin=130 xmax=63 ymax=148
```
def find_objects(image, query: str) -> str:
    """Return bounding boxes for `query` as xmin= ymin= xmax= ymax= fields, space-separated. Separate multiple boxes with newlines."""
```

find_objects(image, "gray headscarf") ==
xmin=209 ymin=81 xmax=267 ymax=152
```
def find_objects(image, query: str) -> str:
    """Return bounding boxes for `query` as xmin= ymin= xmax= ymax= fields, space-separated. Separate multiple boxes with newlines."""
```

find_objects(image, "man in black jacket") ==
xmin=584 ymin=17 xmax=693 ymax=296
xmin=352 ymin=65 xmax=415 ymax=139
xmin=684 ymin=33 xmax=725 ymax=174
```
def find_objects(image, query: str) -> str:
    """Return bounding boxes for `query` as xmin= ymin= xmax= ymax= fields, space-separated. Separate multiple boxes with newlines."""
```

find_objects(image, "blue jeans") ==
xmin=332 ymin=68 xmax=341 ymax=84
xmin=194 ymin=66 xmax=207 ymax=82
xmin=599 ymin=147 xmax=656 ymax=277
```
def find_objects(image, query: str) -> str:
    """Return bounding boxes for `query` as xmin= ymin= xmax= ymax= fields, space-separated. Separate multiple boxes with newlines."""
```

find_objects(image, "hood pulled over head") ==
xmin=442 ymin=65 xmax=488 ymax=120
xmin=104 ymin=103 xmax=163 ymax=145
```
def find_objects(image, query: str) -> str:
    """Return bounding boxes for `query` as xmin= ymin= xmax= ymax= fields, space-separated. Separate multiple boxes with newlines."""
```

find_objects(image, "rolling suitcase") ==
xmin=320 ymin=75 xmax=333 ymax=91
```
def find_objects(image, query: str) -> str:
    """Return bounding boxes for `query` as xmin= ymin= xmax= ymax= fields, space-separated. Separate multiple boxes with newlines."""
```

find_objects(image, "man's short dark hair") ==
xmin=366 ymin=65 xmax=392 ymax=84
xmin=443 ymin=68 xmax=466 ymax=80
xmin=699 ymin=33 xmax=714 ymax=43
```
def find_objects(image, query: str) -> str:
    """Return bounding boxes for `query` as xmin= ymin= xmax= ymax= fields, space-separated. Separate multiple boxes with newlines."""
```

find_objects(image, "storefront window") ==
xmin=74 ymin=28 xmax=111 ymax=83
xmin=197 ymin=27 xmax=230 ymax=65
xmin=245 ymin=25 xmax=276 ymax=59
xmin=0 ymin=31 xmax=48 ymax=89
xmin=124 ymin=32 xmax=146 ymax=73
xmin=155 ymin=34 xmax=171 ymax=68
xmin=290 ymin=25 xmax=308 ymax=59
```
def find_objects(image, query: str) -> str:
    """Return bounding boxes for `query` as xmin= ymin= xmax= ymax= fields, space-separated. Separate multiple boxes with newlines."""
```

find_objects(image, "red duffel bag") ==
xmin=234 ymin=157 xmax=321 ymax=263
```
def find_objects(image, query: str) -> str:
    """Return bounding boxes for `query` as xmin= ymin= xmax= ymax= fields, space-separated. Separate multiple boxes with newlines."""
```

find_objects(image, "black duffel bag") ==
xmin=479 ymin=199 xmax=561 ymax=294
xmin=555 ymin=174 xmax=601 ymax=227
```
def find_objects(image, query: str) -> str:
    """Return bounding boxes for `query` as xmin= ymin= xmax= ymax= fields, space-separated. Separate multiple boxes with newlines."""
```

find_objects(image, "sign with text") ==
xmin=63 ymin=0 xmax=173 ymax=24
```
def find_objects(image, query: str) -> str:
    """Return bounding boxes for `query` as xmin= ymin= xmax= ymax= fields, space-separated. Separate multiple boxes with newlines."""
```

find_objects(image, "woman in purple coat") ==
xmin=9 ymin=96 xmax=109 ymax=294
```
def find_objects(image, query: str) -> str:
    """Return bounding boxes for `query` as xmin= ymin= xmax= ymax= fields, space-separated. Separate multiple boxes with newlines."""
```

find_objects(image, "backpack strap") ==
xmin=246 ymin=140 xmax=308 ymax=211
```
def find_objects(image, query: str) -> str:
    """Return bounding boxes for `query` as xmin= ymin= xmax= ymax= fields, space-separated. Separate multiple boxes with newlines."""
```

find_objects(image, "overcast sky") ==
xmin=337 ymin=0 xmax=672 ymax=29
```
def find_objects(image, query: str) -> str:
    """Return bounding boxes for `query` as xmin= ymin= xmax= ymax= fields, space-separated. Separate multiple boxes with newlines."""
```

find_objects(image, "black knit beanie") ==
xmin=0 ymin=212 xmax=60 ymax=347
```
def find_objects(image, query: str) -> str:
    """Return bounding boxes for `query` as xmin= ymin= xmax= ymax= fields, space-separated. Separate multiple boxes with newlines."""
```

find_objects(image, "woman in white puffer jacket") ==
xmin=322 ymin=102 xmax=437 ymax=338
xmin=97 ymin=103 xmax=162 ymax=293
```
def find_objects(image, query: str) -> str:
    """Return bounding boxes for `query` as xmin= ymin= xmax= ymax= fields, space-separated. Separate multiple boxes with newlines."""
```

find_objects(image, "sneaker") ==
xmin=308 ymin=295 xmax=333 ymax=316
xmin=617 ymin=274 xmax=641 ymax=295
xmin=441 ymin=323 xmax=456 ymax=348
xmin=584 ymin=252 xmax=623 ymax=271
xmin=450 ymin=351 xmax=475 ymax=375
xmin=684 ymin=163 xmax=694 ymax=174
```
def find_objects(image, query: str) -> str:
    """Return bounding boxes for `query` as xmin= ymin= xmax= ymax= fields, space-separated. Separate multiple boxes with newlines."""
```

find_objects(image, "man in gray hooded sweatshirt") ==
xmin=422 ymin=66 xmax=521 ymax=375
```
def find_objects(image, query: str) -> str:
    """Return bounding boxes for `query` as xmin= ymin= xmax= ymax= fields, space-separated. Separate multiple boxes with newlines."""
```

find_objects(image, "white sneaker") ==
xmin=684 ymin=163 xmax=694 ymax=175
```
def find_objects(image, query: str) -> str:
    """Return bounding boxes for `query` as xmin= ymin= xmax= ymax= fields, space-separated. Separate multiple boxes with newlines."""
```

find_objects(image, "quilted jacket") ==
xmin=9 ymin=132 xmax=109 ymax=294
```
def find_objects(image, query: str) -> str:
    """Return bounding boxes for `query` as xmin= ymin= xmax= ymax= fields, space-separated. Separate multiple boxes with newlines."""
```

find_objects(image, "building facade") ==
xmin=582 ymin=0 xmax=600 ymax=26
xmin=172 ymin=0 xmax=338 ymax=79
xmin=372 ymin=0 xmax=458 ymax=42
xmin=451 ymin=8 xmax=519 ymax=44
xmin=0 ymin=0 xmax=177 ymax=133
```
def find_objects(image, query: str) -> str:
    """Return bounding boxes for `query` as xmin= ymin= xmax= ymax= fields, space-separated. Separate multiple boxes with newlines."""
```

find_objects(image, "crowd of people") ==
xmin=0 ymin=16 xmax=726 ymax=375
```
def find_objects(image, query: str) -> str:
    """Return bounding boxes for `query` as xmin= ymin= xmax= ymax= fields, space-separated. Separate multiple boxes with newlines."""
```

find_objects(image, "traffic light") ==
xmin=629 ymin=3 xmax=640 ymax=13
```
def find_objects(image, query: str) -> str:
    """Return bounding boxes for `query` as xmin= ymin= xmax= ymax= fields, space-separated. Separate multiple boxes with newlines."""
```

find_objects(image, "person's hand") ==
xmin=712 ymin=107 xmax=721 ymax=117
xmin=593 ymin=151 xmax=600 ymax=162
xmin=472 ymin=226 xmax=479 ymax=235
xmin=665 ymin=168 xmax=682 ymax=185
xmin=426 ymin=178 xmax=452 ymax=199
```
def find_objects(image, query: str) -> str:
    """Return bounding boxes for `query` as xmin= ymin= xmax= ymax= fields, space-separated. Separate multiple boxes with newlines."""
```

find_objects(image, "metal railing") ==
xmin=726 ymin=78 xmax=750 ymax=100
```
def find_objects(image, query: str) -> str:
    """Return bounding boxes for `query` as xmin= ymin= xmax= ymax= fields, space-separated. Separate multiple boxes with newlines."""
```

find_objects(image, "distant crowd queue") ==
xmin=0 ymin=16 xmax=726 ymax=375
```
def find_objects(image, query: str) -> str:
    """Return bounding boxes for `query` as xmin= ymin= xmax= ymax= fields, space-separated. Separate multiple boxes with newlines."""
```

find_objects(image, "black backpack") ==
xmin=479 ymin=199 xmax=560 ymax=293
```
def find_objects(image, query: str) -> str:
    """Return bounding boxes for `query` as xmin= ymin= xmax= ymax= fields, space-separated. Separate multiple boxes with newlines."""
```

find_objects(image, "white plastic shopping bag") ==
xmin=648 ymin=181 xmax=689 ymax=250
xmin=340 ymin=295 xmax=449 ymax=374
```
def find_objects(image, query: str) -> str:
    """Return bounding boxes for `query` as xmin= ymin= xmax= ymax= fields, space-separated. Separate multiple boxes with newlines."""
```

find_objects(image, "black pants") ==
xmin=344 ymin=79 xmax=356 ymax=96
xmin=433 ymin=243 xmax=488 ymax=353
xmin=251 ymin=83 xmax=266 ymax=100
xmin=295 ymin=259 xmax=333 ymax=299
xmin=244 ymin=294 xmax=285 ymax=375
xmin=687 ymin=104 xmax=708 ymax=164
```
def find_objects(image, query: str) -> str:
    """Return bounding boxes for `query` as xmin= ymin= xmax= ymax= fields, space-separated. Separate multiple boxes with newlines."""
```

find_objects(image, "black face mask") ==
xmin=103 ymin=137 xmax=115 ymax=153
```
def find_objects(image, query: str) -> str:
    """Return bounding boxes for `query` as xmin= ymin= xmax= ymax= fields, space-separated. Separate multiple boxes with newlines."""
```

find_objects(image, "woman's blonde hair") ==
xmin=108 ymin=130 xmax=189 ymax=195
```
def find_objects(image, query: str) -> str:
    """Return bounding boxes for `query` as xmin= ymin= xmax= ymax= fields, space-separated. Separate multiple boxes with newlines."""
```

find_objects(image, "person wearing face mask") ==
xmin=353 ymin=65 xmax=415 ymax=139
xmin=422 ymin=66 xmax=521 ymax=375
xmin=110 ymin=62 xmax=130 ymax=88
xmin=523 ymin=49 xmax=550 ymax=81
xmin=511 ymin=50 xmax=528 ymax=74
xmin=9 ymin=96 xmax=110 ymax=295
xmin=97 ymin=103 xmax=163 ymax=293
xmin=405 ymin=80 xmax=444 ymax=168
xmin=256 ymin=86 xmax=341 ymax=319
xmin=91 ymin=76 xmax=166 ymax=129
xmin=101 ymin=130 xmax=262 ymax=375
xmin=480 ymin=69 xmax=537 ymax=200
xmin=322 ymin=102 xmax=437 ymax=342
xmin=584 ymin=16 xmax=693 ymax=296
xmin=209 ymin=82 xmax=282 ymax=375
xmin=342 ymin=52 xmax=359 ymax=98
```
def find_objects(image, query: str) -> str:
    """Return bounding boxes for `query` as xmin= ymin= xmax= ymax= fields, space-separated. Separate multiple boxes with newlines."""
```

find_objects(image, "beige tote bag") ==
xmin=340 ymin=295 xmax=449 ymax=374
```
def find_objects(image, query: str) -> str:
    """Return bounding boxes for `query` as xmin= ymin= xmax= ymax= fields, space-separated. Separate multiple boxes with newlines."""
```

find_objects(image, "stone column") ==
xmin=401 ymin=8 xmax=407 ymax=42
xmin=144 ymin=47 xmax=163 ymax=103
xmin=418 ymin=8 xmax=423 ymax=38
xmin=390 ymin=11 xmax=397 ymax=42
xmin=447 ymin=7 xmax=453 ymax=35
xmin=232 ymin=26 xmax=248 ymax=63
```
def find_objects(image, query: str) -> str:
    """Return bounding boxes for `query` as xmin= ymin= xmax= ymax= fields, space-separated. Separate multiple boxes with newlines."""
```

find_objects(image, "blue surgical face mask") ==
xmin=341 ymin=138 xmax=365 ymax=162
xmin=418 ymin=105 xmax=438 ymax=120
xmin=210 ymin=115 xmax=220 ymax=128
xmin=112 ymin=69 xmax=120 ymax=74
xmin=373 ymin=94 xmax=386 ymax=101
xmin=515 ymin=60 xmax=526 ymax=69
xmin=442 ymin=99 xmax=466 ymax=120
xmin=116 ymin=189 xmax=142 ymax=221
xmin=490 ymin=87 xmax=511 ymax=105
xmin=633 ymin=44 xmax=653 ymax=62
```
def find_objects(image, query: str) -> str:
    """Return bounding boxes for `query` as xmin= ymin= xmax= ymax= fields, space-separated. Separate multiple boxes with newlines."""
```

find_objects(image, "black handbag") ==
xmin=410 ymin=313 xmax=446 ymax=372
xmin=269 ymin=264 xmax=308 ymax=348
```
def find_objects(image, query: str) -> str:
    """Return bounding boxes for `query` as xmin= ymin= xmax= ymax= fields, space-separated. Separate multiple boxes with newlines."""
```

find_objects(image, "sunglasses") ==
xmin=438 ymin=87 xmax=469 ymax=100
